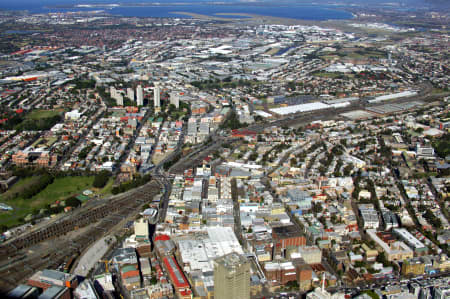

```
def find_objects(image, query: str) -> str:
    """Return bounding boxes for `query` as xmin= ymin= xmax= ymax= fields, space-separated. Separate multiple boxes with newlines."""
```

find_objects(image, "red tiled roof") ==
xmin=163 ymin=256 xmax=189 ymax=289
xmin=154 ymin=234 xmax=170 ymax=242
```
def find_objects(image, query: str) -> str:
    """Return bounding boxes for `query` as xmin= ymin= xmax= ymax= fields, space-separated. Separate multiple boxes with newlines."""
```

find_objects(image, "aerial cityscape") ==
xmin=0 ymin=0 xmax=448 ymax=299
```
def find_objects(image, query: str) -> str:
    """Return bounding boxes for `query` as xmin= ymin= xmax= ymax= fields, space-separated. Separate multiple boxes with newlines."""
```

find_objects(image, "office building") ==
xmin=214 ymin=252 xmax=250 ymax=299
xmin=134 ymin=218 xmax=149 ymax=240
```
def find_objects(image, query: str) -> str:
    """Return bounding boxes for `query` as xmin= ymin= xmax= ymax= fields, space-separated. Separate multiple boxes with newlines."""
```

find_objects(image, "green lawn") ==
xmin=32 ymin=137 xmax=58 ymax=148
xmin=0 ymin=176 xmax=94 ymax=229
xmin=0 ymin=177 xmax=39 ymax=201
xmin=27 ymin=109 xmax=64 ymax=120
xmin=97 ymin=178 xmax=115 ymax=196
xmin=29 ymin=176 xmax=94 ymax=208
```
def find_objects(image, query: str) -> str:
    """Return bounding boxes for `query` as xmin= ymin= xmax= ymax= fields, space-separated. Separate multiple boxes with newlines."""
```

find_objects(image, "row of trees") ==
xmin=191 ymin=78 xmax=255 ymax=91
xmin=93 ymin=170 xmax=110 ymax=188
xmin=111 ymin=174 xmax=152 ymax=195
xmin=21 ymin=174 xmax=54 ymax=199
xmin=15 ymin=114 xmax=62 ymax=131
xmin=220 ymin=110 xmax=246 ymax=130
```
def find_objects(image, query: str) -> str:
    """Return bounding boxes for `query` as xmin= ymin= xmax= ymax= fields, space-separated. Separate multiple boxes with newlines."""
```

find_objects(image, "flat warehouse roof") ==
xmin=269 ymin=102 xmax=330 ymax=115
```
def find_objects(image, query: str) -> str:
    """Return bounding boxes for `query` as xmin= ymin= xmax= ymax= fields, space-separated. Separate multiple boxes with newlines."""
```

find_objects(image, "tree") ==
xmin=290 ymin=158 xmax=297 ymax=167
xmin=312 ymin=203 xmax=323 ymax=214
xmin=376 ymin=252 xmax=390 ymax=267
xmin=249 ymin=152 xmax=258 ymax=161
xmin=65 ymin=197 xmax=82 ymax=208
xmin=93 ymin=170 xmax=111 ymax=188
xmin=150 ymin=276 xmax=157 ymax=285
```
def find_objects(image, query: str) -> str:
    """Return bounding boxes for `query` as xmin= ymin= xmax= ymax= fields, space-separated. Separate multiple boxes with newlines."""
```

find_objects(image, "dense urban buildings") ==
xmin=214 ymin=252 xmax=251 ymax=299
xmin=0 ymin=1 xmax=448 ymax=299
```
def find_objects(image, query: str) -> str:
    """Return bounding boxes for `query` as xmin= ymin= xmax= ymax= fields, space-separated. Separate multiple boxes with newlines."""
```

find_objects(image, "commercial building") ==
xmin=296 ymin=262 xmax=313 ymax=291
xmin=154 ymin=234 xmax=176 ymax=257
xmin=163 ymin=256 xmax=192 ymax=299
xmin=120 ymin=264 xmax=140 ymax=290
xmin=367 ymin=229 xmax=413 ymax=262
xmin=27 ymin=269 xmax=78 ymax=291
xmin=298 ymin=246 xmax=322 ymax=264
xmin=393 ymin=228 xmax=428 ymax=255
xmin=134 ymin=218 xmax=150 ymax=240
xmin=269 ymin=102 xmax=330 ymax=115
xmin=401 ymin=258 xmax=425 ymax=276
xmin=264 ymin=261 xmax=297 ymax=285
xmin=177 ymin=227 xmax=244 ymax=275
xmin=272 ymin=225 xmax=307 ymax=257
xmin=214 ymin=252 xmax=250 ymax=299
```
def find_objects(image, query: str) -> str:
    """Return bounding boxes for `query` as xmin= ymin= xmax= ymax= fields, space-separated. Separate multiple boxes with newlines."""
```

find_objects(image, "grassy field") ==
xmin=32 ymin=137 xmax=58 ymax=148
xmin=266 ymin=47 xmax=280 ymax=56
xmin=0 ymin=177 xmax=38 ymax=201
xmin=96 ymin=178 xmax=115 ymax=196
xmin=27 ymin=109 xmax=64 ymax=120
xmin=347 ymin=52 xmax=385 ymax=60
xmin=0 ymin=176 xmax=94 ymax=228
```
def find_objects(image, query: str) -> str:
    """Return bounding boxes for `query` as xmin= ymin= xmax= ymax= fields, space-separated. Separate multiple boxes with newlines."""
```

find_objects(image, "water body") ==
xmin=2 ymin=30 xmax=37 ymax=34
xmin=0 ymin=1 xmax=353 ymax=20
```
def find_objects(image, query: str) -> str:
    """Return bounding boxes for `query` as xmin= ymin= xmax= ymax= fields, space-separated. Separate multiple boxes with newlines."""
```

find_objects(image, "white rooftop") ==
xmin=270 ymin=102 xmax=330 ymax=115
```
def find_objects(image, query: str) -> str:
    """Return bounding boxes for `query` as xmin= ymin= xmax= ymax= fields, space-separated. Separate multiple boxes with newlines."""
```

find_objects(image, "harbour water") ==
xmin=0 ymin=1 xmax=353 ymax=20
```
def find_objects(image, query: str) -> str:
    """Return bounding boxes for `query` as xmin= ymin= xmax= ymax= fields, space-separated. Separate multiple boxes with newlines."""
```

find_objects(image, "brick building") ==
xmin=272 ymin=225 xmax=306 ymax=257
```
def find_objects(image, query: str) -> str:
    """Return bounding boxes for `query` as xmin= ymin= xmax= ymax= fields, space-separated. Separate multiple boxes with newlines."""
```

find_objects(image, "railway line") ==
xmin=0 ymin=180 xmax=162 ymax=292
xmin=0 ymin=84 xmax=446 ymax=293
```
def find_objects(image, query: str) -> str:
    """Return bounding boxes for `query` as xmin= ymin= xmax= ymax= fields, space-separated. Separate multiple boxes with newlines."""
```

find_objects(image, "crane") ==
xmin=98 ymin=259 xmax=111 ymax=273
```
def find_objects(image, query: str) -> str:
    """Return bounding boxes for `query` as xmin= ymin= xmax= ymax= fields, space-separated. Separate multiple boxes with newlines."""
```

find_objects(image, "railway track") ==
xmin=0 ymin=180 xmax=161 ymax=292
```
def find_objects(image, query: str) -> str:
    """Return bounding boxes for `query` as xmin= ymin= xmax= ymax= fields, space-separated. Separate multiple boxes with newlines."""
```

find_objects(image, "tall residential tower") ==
xmin=170 ymin=92 xmax=180 ymax=108
xmin=153 ymin=85 xmax=160 ymax=108
xmin=136 ymin=85 xmax=144 ymax=106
